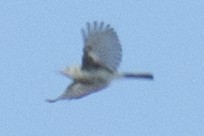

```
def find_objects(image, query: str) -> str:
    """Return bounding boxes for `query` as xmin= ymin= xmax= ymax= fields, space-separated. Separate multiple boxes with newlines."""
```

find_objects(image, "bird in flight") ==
xmin=47 ymin=21 xmax=153 ymax=103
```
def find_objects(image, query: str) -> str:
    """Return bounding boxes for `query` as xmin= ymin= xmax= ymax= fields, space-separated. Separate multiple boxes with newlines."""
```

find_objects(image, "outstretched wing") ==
xmin=81 ymin=21 xmax=122 ymax=71
xmin=47 ymin=81 xmax=108 ymax=102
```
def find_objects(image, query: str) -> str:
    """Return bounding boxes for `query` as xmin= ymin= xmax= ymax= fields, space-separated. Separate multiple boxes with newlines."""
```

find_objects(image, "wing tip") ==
xmin=46 ymin=99 xmax=58 ymax=103
xmin=83 ymin=21 xmax=114 ymax=32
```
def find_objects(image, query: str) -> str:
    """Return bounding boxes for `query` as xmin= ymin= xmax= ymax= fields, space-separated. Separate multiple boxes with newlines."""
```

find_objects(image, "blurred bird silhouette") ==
xmin=47 ymin=21 xmax=153 ymax=103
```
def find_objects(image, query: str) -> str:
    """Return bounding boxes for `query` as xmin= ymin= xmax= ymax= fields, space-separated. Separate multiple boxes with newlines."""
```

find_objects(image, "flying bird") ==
xmin=47 ymin=21 xmax=153 ymax=103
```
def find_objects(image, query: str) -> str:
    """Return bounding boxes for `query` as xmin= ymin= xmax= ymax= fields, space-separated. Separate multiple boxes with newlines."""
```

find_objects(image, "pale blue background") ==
xmin=1 ymin=1 xmax=204 ymax=136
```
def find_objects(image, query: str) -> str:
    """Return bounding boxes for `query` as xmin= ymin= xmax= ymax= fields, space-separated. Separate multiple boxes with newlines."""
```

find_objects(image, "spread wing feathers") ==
xmin=47 ymin=81 xmax=108 ymax=102
xmin=81 ymin=21 xmax=122 ymax=71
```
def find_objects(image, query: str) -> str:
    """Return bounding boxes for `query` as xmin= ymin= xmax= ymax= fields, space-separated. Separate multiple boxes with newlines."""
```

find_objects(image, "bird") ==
xmin=47 ymin=21 xmax=153 ymax=103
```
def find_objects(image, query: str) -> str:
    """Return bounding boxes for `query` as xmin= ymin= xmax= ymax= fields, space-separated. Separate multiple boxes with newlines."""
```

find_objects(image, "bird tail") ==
xmin=121 ymin=73 xmax=154 ymax=80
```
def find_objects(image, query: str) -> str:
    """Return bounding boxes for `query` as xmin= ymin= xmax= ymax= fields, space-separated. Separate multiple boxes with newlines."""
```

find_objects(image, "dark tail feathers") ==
xmin=123 ymin=73 xmax=154 ymax=80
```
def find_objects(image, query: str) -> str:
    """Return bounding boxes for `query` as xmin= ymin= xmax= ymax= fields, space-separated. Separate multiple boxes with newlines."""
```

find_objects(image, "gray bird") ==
xmin=47 ymin=21 xmax=153 ymax=103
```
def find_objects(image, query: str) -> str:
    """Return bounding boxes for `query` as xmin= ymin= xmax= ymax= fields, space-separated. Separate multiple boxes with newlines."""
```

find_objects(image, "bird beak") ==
xmin=58 ymin=69 xmax=70 ymax=78
xmin=59 ymin=69 xmax=66 ymax=75
xmin=54 ymin=69 xmax=67 ymax=76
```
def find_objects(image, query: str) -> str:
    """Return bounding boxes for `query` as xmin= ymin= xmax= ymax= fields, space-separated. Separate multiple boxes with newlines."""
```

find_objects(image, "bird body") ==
xmin=47 ymin=21 xmax=153 ymax=103
xmin=61 ymin=65 xmax=117 ymax=83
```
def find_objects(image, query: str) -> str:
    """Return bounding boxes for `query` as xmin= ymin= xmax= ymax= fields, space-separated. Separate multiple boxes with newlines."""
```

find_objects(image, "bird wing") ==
xmin=81 ymin=21 xmax=122 ymax=71
xmin=47 ymin=81 xmax=108 ymax=102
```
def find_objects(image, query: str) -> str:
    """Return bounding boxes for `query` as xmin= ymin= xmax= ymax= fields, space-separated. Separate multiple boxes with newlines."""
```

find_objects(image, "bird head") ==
xmin=60 ymin=66 xmax=81 ymax=79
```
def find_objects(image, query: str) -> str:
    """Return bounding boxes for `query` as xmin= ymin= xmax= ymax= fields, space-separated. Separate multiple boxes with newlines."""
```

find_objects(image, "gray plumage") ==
xmin=47 ymin=21 xmax=153 ymax=103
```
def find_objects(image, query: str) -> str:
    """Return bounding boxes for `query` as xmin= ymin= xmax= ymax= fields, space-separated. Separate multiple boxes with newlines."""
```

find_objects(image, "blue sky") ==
xmin=1 ymin=1 xmax=204 ymax=136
